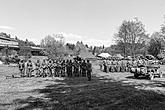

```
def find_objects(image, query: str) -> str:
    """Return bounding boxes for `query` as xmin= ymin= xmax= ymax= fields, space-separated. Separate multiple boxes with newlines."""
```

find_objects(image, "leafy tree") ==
xmin=148 ymin=32 xmax=164 ymax=57
xmin=161 ymin=16 xmax=165 ymax=35
xmin=40 ymin=35 xmax=66 ymax=59
xmin=115 ymin=18 xmax=147 ymax=57
xmin=148 ymin=38 xmax=162 ymax=58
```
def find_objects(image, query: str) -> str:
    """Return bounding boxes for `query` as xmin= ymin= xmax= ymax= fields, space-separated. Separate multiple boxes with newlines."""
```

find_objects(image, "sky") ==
xmin=0 ymin=0 xmax=165 ymax=46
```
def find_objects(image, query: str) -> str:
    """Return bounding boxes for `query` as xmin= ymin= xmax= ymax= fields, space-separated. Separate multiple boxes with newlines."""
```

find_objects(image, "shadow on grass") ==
xmin=126 ymin=75 xmax=150 ymax=80
xmin=13 ymin=75 xmax=165 ymax=110
xmin=126 ymin=74 xmax=165 ymax=88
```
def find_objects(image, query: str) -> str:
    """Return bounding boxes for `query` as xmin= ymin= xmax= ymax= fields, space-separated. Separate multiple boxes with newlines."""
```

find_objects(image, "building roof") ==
xmin=30 ymin=46 xmax=44 ymax=50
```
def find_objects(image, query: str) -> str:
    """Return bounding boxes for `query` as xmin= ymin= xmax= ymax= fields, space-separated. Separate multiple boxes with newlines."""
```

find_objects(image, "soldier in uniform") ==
xmin=35 ymin=60 xmax=41 ymax=77
xmin=68 ymin=60 xmax=73 ymax=77
xmin=111 ymin=59 xmax=115 ymax=72
xmin=73 ymin=60 xmax=79 ymax=77
xmin=103 ymin=60 xmax=107 ymax=72
xmin=66 ymin=60 xmax=70 ymax=77
xmin=61 ymin=60 xmax=66 ymax=77
xmin=99 ymin=60 xmax=103 ymax=71
xmin=19 ymin=60 xmax=25 ymax=77
xmin=86 ymin=60 xmax=92 ymax=81
xmin=118 ymin=59 xmax=122 ymax=72
xmin=108 ymin=59 xmax=112 ymax=72
xmin=124 ymin=60 xmax=127 ymax=72
xmin=79 ymin=60 xmax=83 ymax=76
xmin=126 ymin=60 xmax=131 ymax=72
xmin=26 ymin=59 xmax=33 ymax=77
xmin=114 ymin=59 xmax=118 ymax=72
xmin=106 ymin=60 xmax=109 ymax=73
xmin=81 ymin=60 xmax=87 ymax=77
xmin=120 ymin=60 xmax=124 ymax=72
xmin=41 ymin=59 xmax=47 ymax=77
xmin=52 ymin=60 xmax=57 ymax=77
xmin=116 ymin=60 xmax=120 ymax=72
xmin=56 ymin=60 xmax=61 ymax=77
xmin=48 ymin=59 xmax=53 ymax=77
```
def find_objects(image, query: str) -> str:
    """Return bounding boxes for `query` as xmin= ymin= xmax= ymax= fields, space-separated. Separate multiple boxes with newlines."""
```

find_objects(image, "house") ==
xmin=0 ymin=33 xmax=44 ymax=56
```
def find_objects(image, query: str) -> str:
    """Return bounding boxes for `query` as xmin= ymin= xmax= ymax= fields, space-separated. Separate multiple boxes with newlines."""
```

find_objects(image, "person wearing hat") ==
xmin=19 ymin=59 xmax=25 ymax=77
xmin=35 ymin=59 xmax=41 ymax=77
xmin=41 ymin=59 xmax=47 ymax=77
xmin=26 ymin=59 xmax=33 ymax=77
xmin=81 ymin=60 xmax=87 ymax=77
xmin=86 ymin=60 xmax=92 ymax=81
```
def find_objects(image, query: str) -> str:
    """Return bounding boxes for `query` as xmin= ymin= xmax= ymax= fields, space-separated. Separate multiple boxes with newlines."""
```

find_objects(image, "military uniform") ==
xmin=86 ymin=60 xmax=92 ymax=81
xmin=55 ymin=61 xmax=61 ymax=77
xmin=41 ymin=60 xmax=47 ymax=77
xmin=116 ymin=60 xmax=120 ymax=72
xmin=110 ymin=60 xmax=115 ymax=72
xmin=52 ymin=61 xmax=57 ymax=77
xmin=66 ymin=60 xmax=70 ymax=77
xmin=99 ymin=61 xmax=103 ymax=71
xmin=19 ymin=60 xmax=25 ymax=77
xmin=106 ymin=60 xmax=110 ymax=73
xmin=81 ymin=60 xmax=87 ymax=77
xmin=68 ymin=60 xmax=73 ymax=77
xmin=26 ymin=60 xmax=33 ymax=77
xmin=103 ymin=61 xmax=107 ymax=72
xmin=61 ymin=60 xmax=66 ymax=77
xmin=35 ymin=60 xmax=41 ymax=77
xmin=48 ymin=59 xmax=53 ymax=77
xmin=73 ymin=60 xmax=79 ymax=77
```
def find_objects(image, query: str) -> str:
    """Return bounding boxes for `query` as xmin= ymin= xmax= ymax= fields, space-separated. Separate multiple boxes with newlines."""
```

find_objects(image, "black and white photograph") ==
xmin=0 ymin=0 xmax=165 ymax=109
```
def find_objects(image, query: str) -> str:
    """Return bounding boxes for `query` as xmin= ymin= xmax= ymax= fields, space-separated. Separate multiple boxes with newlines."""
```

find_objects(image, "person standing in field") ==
xmin=41 ymin=59 xmax=47 ymax=77
xmin=86 ymin=60 xmax=92 ymax=81
xmin=68 ymin=60 xmax=73 ymax=77
xmin=66 ymin=60 xmax=70 ymax=77
xmin=35 ymin=60 xmax=41 ymax=77
xmin=48 ymin=59 xmax=53 ymax=77
xmin=81 ymin=60 xmax=87 ymax=77
xmin=26 ymin=59 xmax=33 ymax=77
xmin=73 ymin=60 xmax=78 ymax=77
xmin=19 ymin=60 xmax=25 ymax=77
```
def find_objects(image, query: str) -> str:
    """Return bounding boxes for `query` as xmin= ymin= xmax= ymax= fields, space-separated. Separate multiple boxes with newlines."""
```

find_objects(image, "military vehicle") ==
xmin=132 ymin=65 xmax=162 ymax=80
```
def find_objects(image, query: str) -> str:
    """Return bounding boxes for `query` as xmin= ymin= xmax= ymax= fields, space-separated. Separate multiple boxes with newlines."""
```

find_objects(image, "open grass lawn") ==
xmin=1 ymin=64 xmax=165 ymax=110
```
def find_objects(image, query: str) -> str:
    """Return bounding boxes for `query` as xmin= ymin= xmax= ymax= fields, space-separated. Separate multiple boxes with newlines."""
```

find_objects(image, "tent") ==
xmin=113 ymin=54 xmax=124 ymax=59
xmin=98 ymin=53 xmax=111 ymax=58
xmin=79 ymin=51 xmax=96 ymax=59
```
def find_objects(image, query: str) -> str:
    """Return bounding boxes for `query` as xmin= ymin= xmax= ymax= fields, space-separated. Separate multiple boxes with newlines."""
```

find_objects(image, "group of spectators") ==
xmin=99 ymin=58 xmax=156 ymax=73
xmin=18 ymin=57 xmax=92 ymax=81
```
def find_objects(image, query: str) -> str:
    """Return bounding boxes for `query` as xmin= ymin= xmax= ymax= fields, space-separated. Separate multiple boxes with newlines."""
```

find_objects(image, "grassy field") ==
xmin=1 ymin=64 xmax=165 ymax=110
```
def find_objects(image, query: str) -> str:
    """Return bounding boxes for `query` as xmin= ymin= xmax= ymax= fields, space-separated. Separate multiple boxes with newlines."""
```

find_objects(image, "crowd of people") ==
xmin=99 ymin=58 xmax=156 ymax=73
xmin=18 ymin=57 xmax=92 ymax=81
